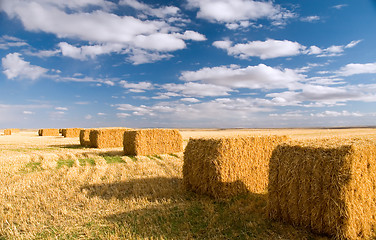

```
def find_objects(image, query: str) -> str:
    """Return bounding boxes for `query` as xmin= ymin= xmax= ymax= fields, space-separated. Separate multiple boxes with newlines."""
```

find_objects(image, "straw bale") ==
xmin=4 ymin=129 xmax=12 ymax=135
xmin=62 ymin=128 xmax=81 ymax=138
xmin=39 ymin=128 xmax=60 ymax=136
xmin=123 ymin=129 xmax=183 ymax=156
xmin=59 ymin=129 xmax=63 ymax=134
xmin=90 ymin=128 xmax=131 ymax=148
xmin=183 ymin=135 xmax=289 ymax=199
xmin=268 ymin=137 xmax=376 ymax=240
xmin=80 ymin=129 xmax=92 ymax=147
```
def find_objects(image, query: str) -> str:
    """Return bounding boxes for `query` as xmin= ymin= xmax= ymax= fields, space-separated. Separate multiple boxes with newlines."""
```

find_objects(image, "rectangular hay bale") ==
xmin=90 ymin=128 xmax=131 ymax=148
xmin=268 ymin=138 xmax=376 ymax=240
xmin=183 ymin=135 xmax=289 ymax=199
xmin=4 ymin=129 xmax=12 ymax=135
xmin=80 ymin=129 xmax=92 ymax=147
xmin=62 ymin=128 xmax=81 ymax=138
xmin=39 ymin=128 xmax=60 ymax=136
xmin=123 ymin=129 xmax=183 ymax=156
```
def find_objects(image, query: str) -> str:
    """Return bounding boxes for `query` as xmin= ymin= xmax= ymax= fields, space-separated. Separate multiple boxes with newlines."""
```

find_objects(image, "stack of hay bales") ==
xmin=89 ymin=128 xmax=131 ymax=148
xmin=268 ymin=137 xmax=376 ymax=240
xmin=4 ymin=129 xmax=20 ymax=135
xmin=183 ymin=135 xmax=289 ymax=199
xmin=38 ymin=128 xmax=60 ymax=136
xmin=62 ymin=128 xmax=81 ymax=138
xmin=123 ymin=129 xmax=183 ymax=155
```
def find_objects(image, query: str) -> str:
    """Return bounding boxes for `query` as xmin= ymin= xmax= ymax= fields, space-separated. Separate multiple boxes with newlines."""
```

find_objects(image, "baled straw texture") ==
xmin=79 ymin=129 xmax=92 ymax=147
xmin=62 ymin=128 xmax=81 ymax=138
xmin=4 ymin=129 xmax=12 ymax=135
xmin=268 ymin=137 xmax=376 ymax=240
xmin=90 ymin=128 xmax=131 ymax=149
xmin=123 ymin=129 xmax=183 ymax=156
xmin=39 ymin=129 xmax=60 ymax=136
xmin=183 ymin=135 xmax=289 ymax=199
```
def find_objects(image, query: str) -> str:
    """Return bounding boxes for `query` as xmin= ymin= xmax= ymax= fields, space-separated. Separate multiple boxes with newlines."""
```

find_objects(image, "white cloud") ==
xmin=181 ymin=97 xmax=200 ymax=103
xmin=300 ymin=16 xmax=320 ymax=22
xmin=186 ymin=0 xmax=296 ymax=28
xmin=119 ymin=80 xmax=154 ymax=92
xmin=180 ymin=64 xmax=304 ymax=90
xmin=25 ymin=49 xmax=61 ymax=58
xmin=161 ymin=82 xmax=233 ymax=97
xmin=0 ymin=35 xmax=28 ymax=49
xmin=55 ymin=107 xmax=68 ymax=111
xmin=332 ymin=4 xmax=348 ymax=10
xmin=85 ymin=114 xmax=93 ymax=120
xmin=312 ymin=111 xmax=363 ymax=118
xmin=337 ymin=62 xmax=376 ymax=76
xmin=126 ymin=48 xmax=173 ymax=65
xmin=174 ymin=30 xmax=207 ymax=41
xmin=117 ymin=113 xmax=131 ymax=118
xmin=97 ymin=112 xmax=106 ymax=116
xmin=213 ymin=39 xmax=361 ymax=60
xmin=2 ymin=53 xmax=48 ymax=80
xmin=119 ymin=0 xmax=180 ymax=18
xmin=59 ymin=76 xmax=115 ymax=86
xmin=58 ymin=42 xmax=124 ymax=60
xmin=23 ymin=111 xmax=34 ymax=115
xmin=213 ymin=39 xmax=304 ymax=59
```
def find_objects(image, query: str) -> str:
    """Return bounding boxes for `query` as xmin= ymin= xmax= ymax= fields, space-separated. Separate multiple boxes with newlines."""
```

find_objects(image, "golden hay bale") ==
xmin=4 ymin=129 xmax=12 ymax=135
xmin=80 ymin=129 xmax=92 ymax=147
xmin=59 ymin=129 xmax=63 ymax=134
xmin=90 ymin=128 xmax=131 ymax=149
xmin=39 ymin=128 xmax=60 ymax=136
xmin=268 ymin=137 xmax=376 ymax=240
xmin=123 ymin=129 xmax=183 ymax=156
xmin=62 ymin=128 xmax=81 ymax=138
xmin=183 ymin=135 xmax=289 ymax=199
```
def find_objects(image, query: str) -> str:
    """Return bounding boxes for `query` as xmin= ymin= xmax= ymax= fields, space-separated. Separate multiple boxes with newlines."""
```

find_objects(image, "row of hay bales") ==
xmin=79 ymin=128 xmax=183 ymax=155
xmin=183 ymin=135 xmax=376 ymax=239
xmin=38 ymin=128 xmax=82 ymax=137
xmin=3 ymin=128 xmax=20 ymax=135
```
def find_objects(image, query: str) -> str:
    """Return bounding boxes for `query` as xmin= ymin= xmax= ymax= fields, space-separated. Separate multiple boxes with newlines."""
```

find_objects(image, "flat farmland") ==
xmin=1 ymin=128 xmax=376 ymax=239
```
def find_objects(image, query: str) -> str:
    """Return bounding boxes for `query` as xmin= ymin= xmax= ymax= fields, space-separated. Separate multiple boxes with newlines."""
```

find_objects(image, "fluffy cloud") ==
xmin=2 ymin=53 xmax=48 ymax=80
xmin=1 ymin=0 xmax=206 ymax=64
xmin=161 ymin=82 xmax=233 ymax=97
xmin=119 ymin=0 xmax=180 ymax=18
xmin=312 ymin=111 xmax=363 ymax=117
xmin=0 ymin=35 xmax=28 ymax=49
xmin=213 ymin=39 xmax=362 ymax=59
xmin=300 ymin=16 xmax=320 ymax=22
xmin=180 ymin=64 xmax=304 ymax=90
xmin=336 ymin=62 xmax=376 ymax=76
xmin=213 ymin=39 xmax=304 ymax=59
xmin=186 ymin=0 xmax=295 ymax=28
xmin=119 ymin=80 xmax=154 ymax=92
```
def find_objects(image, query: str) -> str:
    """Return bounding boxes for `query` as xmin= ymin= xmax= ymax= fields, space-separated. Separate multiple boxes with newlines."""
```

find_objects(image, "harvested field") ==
xmin=62 ymin=128 xmax=81 ymax=138
xmin=183 ymin=135 xmax=289 ymax=198
xmin=124 ymin=129 xmax=183 ymax=155
xmin=39 ymin=128 xmax=60 ymax=136
xmin=268 ymin=137 xmax=376 ymax=239
xmin=1 ymin=128 xmax=376 ymax=239
xmin=90 ymin=128 xmax=131 ymax=148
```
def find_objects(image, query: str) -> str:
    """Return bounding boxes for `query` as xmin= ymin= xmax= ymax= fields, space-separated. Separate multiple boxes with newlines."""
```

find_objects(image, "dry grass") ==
xmin=1 ymin=128 xmax=376 ymax=239
xmin=124 ymin=129 xmax=183 ymax=156
xmin=183 ymin=135 xmax=289 ymax=199
xmin=268 ymin=137 xmax=376 ymax=239
xmin=62 ymin=128 xmax=81 ymax=138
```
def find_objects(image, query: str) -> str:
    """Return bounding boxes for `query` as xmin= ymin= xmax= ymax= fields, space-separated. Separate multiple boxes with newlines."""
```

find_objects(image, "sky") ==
xmin=0 ymin=0 xmax=376 ymax=129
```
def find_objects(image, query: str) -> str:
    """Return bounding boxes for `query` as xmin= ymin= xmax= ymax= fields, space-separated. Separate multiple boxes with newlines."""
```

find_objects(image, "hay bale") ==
xmin=123 ymin=129 xmax=183 ymax=156
xmin=183 ymin=135 xmax=289 ymax=199
xmin=39 ymin=128 xmax=60 ymax=136
xmin=90 ymin=128 xmax=131 ymax=148
xmin=4 ymin=129 xmax=12 ymax=135
xmin=62 ymin=128 xmax=81 ymax=138
xmin=268 ymin=137 xmax=376 ymax=240
xmin=80 ymin=129 xmax=93 ymax=147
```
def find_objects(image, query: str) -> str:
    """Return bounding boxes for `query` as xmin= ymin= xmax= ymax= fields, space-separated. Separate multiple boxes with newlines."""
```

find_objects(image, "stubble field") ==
xmin=1 ymin=128 xmax=376 ymax=239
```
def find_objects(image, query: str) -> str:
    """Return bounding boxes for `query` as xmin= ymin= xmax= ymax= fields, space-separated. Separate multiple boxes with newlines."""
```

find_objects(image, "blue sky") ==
xmin=1 ymin=0 xmax=376 ymax=129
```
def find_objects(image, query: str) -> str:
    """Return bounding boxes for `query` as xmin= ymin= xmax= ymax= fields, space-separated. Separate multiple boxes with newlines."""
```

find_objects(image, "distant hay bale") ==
xmin=123 ymin=129 xmax=183 ymax=156
xmin=90 ymin=128 xmax=131 ymax=148
xmin=268 ymin=137 xmax=376 ymax=240
xmin=38 ymin=128 xmax=60 ymax=136
xmin=80 ymin=129 xmax=92 ymax=147
xmin=62 ymin=128 xmax=81 ymax=138
xmin=59 ymin=129 xmax=63 ymax=134
xmin=183 ymin=135 xmax=289 ymax=199
xmin=4 ymin=129 xmax=12 ymax=135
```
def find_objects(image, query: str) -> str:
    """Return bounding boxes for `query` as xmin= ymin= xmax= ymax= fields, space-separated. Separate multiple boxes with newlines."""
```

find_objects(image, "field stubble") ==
xmin=1 ymin=129 xmax=376 ymax=239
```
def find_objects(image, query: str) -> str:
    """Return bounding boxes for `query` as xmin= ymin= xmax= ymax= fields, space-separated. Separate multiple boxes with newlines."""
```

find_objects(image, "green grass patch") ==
xmin=78 ymin=158 xmax=96 ymax=166
xmin=103 ymin=156 xmax=125 ymax=164
xmin=21 ymin=161 xmax=43 ymax=173
xmin=152 ymin=155 xmax=163 ymax=160
xmin=169 ymin=153 xmax=179 ymax=158
xmin=56 ymin=159 xmax=75 ymax=169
